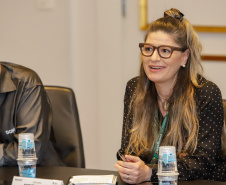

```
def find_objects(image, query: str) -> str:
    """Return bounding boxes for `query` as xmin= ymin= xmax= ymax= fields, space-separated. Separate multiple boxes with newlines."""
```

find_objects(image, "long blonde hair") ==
xmin=126 ymin=8 xmax=203 ymax=157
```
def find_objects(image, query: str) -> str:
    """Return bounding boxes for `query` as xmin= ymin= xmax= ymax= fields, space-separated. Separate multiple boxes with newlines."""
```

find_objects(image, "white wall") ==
xmin=69 ymin=0 xmax=99 ymax=169
xmin=0 ymin=0 xmax=71 ymax=87
xmin=0 ymin=0 xmax=225 ymax=172
xmin=200 ymin=33 xmax=226 ymax=96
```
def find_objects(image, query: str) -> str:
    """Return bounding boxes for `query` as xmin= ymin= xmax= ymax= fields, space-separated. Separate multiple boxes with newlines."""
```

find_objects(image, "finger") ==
xmin=116 ymin=160 xmax=131 ymax=168
xmin=115 ymin=163 xmax=126 ymax=172
xmin=114 ymin=163 xmax=119 ymax=169
xmin=119 ymin=171 xmax=133 ymax=183
xmin=115 ymin=162 xmax=134 ymax=176
xmin=125 ymin=155 xmax=141 ymax=162
xmin=117 ymin=159 xmax=140 ymax=172
xmin=124 ymin=173 xmax=131 ymax=181
xmin=116 ymin=160 xmax=124 ymax=165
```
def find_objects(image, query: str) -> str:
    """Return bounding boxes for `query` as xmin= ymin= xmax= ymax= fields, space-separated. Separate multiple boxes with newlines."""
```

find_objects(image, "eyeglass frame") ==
xmin=139 ymin=43 xmax=187 ymax=59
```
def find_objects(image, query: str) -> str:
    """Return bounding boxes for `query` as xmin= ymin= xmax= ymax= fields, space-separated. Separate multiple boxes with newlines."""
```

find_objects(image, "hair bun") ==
xmin=164 ymin=8 xmax=184 ymax=22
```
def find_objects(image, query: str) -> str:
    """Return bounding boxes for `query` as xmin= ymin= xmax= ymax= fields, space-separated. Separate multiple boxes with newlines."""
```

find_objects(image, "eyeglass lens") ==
xmin=141 ymin=45 xmax=173 ymax=58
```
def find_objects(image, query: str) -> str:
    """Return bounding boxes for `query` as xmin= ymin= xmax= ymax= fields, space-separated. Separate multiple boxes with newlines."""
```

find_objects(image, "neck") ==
xmin=155 ymin=84 xmax=172 ymax=100
xmin=155 ymin=78 xmax=177 ymax=114
xmin=155 ymin=76 xmax=177 ymax=100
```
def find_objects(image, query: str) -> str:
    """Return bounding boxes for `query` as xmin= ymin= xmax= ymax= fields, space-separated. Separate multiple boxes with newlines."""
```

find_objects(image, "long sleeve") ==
xmin=117 ymin=77 xmax=138 ymax=158
xmin=177 ymin=80 xmax=224 ymax=180
xmin=1 ymin=85 xmax=52 ymax=166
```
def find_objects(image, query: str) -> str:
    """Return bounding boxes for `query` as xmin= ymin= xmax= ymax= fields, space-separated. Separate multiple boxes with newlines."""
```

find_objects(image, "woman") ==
xmin=115 ymin=8 xmax=224 ymax=183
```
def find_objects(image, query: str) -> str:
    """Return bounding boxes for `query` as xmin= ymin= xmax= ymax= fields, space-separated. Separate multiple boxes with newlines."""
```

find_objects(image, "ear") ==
xmin=181 ymin=49 xmax=189 ymax=67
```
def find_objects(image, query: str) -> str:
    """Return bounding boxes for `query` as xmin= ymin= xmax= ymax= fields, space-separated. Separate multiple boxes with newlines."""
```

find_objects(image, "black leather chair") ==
xmin=44 ymin=86 xmax=85 ymax=168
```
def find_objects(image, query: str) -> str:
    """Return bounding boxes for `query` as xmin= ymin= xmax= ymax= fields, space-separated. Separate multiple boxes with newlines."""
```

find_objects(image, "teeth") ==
xmin=151 ymin=66 xmax=164 ymax=69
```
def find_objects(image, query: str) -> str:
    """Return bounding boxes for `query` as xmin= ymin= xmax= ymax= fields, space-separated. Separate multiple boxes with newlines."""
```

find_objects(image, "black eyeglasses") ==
xmin=139 ymin=43 xmax=186 ymax=59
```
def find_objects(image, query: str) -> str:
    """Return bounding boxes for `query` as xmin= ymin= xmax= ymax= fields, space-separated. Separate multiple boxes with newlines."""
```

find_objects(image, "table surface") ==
xmin=0 ymin=166 xmax=226 ymax=185
xmin=0 ymin=166 xmax=120 ymax=185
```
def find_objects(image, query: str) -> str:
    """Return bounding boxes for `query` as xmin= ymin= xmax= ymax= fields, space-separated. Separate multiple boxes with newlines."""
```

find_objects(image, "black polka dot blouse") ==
xmin=117 ymin=76 xmax=225 ymax=181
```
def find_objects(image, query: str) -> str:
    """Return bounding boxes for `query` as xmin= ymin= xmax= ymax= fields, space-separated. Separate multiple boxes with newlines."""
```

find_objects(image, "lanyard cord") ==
xmin=150 ymin=112 xmax=169 ymax=164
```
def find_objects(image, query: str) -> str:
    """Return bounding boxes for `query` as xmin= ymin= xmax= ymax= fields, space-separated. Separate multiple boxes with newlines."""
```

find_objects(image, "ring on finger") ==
xmin=126 ymin=174 xmax=129 ymax=180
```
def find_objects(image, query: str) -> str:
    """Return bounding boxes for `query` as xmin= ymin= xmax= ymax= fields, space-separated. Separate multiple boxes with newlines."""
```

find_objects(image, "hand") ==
xmin=114 ymin=155 xmax=152 ymax=184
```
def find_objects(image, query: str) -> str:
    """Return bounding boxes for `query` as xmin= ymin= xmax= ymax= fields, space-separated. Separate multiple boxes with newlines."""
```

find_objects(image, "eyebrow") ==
xmin=144 ymin=43 xmax=181 ymax=48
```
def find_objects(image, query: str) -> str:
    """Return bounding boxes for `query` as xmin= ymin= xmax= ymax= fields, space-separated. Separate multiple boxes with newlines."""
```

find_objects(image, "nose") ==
xmin=150 ymin=48 xmax=161 ymax=61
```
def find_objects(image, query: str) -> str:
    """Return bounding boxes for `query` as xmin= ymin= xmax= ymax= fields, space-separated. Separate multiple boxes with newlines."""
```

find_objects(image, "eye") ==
xmin=144 ymin=45 xmax=153 ymax=51
xmin=160 ymin=47 xmax=171 ymax=53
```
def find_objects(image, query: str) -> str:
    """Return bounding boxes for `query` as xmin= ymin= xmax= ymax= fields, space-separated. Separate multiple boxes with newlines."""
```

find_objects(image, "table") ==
xmin=0 ymin=166 xmax=226 ymax=185
xmin=0 ymin=166 xmax=120 ymax=185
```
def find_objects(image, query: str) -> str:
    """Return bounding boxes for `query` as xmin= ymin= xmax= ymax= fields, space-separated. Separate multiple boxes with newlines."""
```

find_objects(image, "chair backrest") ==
xmin=44 ymin=86 xmax=85 ymax=168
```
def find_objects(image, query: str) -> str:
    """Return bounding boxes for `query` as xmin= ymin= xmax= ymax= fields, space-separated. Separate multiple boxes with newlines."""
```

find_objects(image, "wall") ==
xmin=0 ymin=0 xmax=71 ymax=87
xmin=0 ymin=0 xmax=225 ymax=172
xmin=69 ymin=0 xmax=99 ymax=169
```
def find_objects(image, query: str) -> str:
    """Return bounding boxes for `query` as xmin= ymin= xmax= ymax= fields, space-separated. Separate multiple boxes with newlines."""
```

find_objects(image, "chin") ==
xmin=146 ymin=76 xmax=161 ymax=83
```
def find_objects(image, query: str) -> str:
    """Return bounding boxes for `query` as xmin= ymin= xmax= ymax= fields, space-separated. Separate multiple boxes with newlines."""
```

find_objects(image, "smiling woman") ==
xmin=115 ymin=8 xmax=224 ymax=184
xmin=141 ymin=31 xmax=189 ymax=99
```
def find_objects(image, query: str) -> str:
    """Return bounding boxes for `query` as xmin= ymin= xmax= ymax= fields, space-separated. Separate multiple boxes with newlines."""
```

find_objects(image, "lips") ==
xmin=149 ymin=65 xmax=166 ymax=70
xmin=150 ymin=66 xmax=165 ymax=69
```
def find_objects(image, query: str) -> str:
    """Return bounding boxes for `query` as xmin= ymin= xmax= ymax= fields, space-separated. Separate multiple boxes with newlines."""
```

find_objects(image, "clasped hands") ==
xmin=114 ymin=155 xmax=152 ymax=184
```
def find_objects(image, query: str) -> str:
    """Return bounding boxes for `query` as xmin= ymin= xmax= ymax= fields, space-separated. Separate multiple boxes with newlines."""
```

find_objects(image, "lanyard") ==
xmin=150 ymin=112 xmax=169 ymax=164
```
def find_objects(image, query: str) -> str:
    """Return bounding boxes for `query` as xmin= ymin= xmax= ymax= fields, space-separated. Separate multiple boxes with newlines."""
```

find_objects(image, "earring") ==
xmin=182 ymin=64 xmax=186 ymax=68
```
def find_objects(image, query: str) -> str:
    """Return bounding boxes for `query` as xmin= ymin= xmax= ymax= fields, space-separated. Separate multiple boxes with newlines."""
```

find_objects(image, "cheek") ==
xmin=142 ymin=59 xmax=149 ymax=72
xmin=167 ymin=63 xmax=182 ymax=77
xmin=142 ymin=56 xmax=149 ymax=66
xmin=169 ymin=65 xmax=181 ymax=75
xmin=169 ymin=55 xmax=184 ymax=68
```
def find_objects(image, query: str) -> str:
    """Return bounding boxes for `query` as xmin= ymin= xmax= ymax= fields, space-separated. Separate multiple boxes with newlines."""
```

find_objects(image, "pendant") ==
xmin=162 ymin=100 xmax=169 ymax=111
xmin=151 ymin=157 xmax=157 ymax=164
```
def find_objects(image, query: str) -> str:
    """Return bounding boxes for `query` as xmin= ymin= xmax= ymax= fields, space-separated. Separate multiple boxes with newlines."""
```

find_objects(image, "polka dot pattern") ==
xmin=117 ymin=76 xmax=225 ymax=181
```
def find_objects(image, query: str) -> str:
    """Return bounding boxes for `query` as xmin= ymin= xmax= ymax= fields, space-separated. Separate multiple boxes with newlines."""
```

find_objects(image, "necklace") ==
xmin=156 ymin=79 xmax=176 ymax=112
xmin=158 ymin=94 xmax=169 ymax=111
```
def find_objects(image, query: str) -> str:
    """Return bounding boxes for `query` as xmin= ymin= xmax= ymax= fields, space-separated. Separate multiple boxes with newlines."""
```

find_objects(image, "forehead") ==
xmin=145 ymin=31 xmax=179 ymax=46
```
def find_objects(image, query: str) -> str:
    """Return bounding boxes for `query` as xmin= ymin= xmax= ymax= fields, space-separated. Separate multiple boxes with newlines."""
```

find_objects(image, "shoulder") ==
xmin=195 ymin=76 xmax=223 ymax=109
xmin=124 ymin=76 xmax=139 ymax=101
xmin=126 ymin=76 xmax=138 ymax=90
xmin=196 ymin=76 xmax=222 ymax=98
xmin=1 ymin=62 xmax=43 ymax=88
